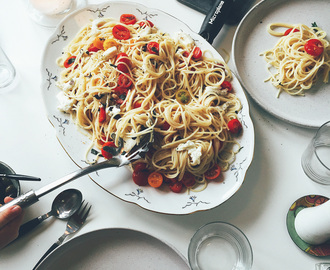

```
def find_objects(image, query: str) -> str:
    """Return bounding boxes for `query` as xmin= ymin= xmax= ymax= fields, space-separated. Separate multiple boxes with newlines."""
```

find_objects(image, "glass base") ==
xmin=28 ymin=0 xmax=87 ymax=28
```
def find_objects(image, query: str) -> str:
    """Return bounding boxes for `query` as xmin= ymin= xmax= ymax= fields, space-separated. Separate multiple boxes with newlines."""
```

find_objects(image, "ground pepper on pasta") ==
xmin=55 ymin=14 xmax=242 ymax=192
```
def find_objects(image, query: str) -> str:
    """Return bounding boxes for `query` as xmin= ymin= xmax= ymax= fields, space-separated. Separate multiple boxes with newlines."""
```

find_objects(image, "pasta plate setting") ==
xmin=41 ymin=1 xmax=254 ymax=215
xmin=233 ymin=0 xmax=330 ymax=129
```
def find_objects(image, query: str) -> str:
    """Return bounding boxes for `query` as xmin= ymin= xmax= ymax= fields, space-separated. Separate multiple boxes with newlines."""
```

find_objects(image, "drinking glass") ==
xmin=0 ymin=46 xmax=16 ymax=92
xmin=301 ymin=121 xmax=330 ymax=184
xmin=28 ymin=0 xmax=86 ymax=28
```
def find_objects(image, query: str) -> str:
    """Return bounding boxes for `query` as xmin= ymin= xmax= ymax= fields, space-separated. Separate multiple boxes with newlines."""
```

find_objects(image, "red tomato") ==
xmin=133 ymin=100 xmax=142 ymax=108
xmin=120 ymin=14 xmax=137 ymax=25
xmin=118 ymin=74 xmax=132 ymax=88
xmin=192 ymin=47 xmax=202 ymax=59
xmin=132 ymin=170 xmax=149 ymax=186
xmin=221 ymin=81 xmax=232 ymax=92
xmin=182 ymin=51 xmax=190 ymax=57
xmin=169 ymin=181 xmax=183 ymax=193
xmin=98 ymin=105 xmax=106 ymax=123
xmin=228 ymin=119 xmax=242 ymax=134
xmin=147 ymin=42 xmax=159 ymax=54
xmin=284 ymin=28 xmax=299 ymax=36
xmin=116 ymin=53 xmax=130 ymax=73
xmin=133 ymin=162 xmax=147 ymax=173
xmin=101 ymin=141 xmax=116 ymax=159
xmin=112 ymin=24 xmax=130 ymax=40
xmin=161 ymin=121 xmax=171 ymax=130
xmin=139 ymin=20 xmax=154 ymax=28
xmin=64 ymin=56 xmax=76 ymax=68
xmin=204 ymin=164 xmax=221 ymax=180
xmin=304 ymin=39 xmax=324 ymax=57
xmin=88 ymin=43 xmax=100 ymax=52
xmin=181 ymin=172 xmax=195 ymax=187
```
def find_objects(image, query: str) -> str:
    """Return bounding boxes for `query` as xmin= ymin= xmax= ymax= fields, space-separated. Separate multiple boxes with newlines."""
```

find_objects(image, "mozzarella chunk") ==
xmin=174 ymin=32 xmax=195 ymax=50
xmin=57 ymin=92 xmax=74 ymax=112
xmin=205 ymin=86 xmax=228 ymax=96
xmin=102 ymin=46 xmax=117 ymax=61
xmin=176 ymin=141 xmax=202 ymax=166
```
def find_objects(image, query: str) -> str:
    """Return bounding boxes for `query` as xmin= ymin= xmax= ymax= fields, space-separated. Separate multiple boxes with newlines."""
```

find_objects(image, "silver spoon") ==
xmin=18 ymin=189 xmax=82 ymax=238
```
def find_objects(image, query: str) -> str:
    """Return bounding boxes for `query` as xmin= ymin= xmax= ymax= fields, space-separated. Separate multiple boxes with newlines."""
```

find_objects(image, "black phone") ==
xmin=177 ymin=0 xmax=255 ymax=25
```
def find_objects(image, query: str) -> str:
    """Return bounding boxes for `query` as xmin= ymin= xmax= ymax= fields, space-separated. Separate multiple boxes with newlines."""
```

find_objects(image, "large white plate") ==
xmin=232 ymin=0 xmax=330 ymax=129
xmin=36 ymin=228 xmax=189 ymax=269
xmin=41 ymin=1 xmax=254 ymax=215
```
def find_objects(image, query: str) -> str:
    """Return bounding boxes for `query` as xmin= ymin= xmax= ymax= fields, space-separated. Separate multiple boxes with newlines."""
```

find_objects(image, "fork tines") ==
xmin=78 ymin=200 xmax=92 ymax=222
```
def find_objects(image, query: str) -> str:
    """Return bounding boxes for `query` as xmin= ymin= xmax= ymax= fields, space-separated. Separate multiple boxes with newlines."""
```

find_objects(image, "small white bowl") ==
xmin=188 ymin=222 xmax=253 ymax=270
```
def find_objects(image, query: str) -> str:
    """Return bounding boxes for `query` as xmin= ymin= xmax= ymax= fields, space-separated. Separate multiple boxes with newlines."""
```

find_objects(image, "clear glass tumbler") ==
xmin=0 ymin=46 xmax=16 ymax=91
xmin=28 ymin=0 xmax=86 ymax=28
xmin=301 ymin=121 xmax=330 ymax=184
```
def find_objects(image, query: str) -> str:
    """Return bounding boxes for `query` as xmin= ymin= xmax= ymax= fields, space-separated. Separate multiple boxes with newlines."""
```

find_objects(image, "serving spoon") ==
xmin=18 ymin=189 xmax=82 ymax=238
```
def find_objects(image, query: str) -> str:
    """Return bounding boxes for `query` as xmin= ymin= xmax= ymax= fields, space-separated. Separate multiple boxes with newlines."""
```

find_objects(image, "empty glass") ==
xmin=301 ymin=121 xmax=330 ymax=184
xmin=0 ymin=46 xmax=16 ymax=92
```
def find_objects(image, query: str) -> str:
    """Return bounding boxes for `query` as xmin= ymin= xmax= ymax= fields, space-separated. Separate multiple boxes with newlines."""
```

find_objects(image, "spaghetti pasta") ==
xmin=56 ymin=15 xmax=242 ymax=189
xmin=261 ymin=23 xmax=330 ymax=97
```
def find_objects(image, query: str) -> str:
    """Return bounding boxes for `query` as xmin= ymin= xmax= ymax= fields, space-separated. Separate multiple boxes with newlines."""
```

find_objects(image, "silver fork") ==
xmin=33 ymin=201 xmax=91 ymax=270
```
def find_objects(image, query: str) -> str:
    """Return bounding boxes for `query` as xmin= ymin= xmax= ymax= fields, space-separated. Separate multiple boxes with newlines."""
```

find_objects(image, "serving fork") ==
xmin=33 ymin=201 xmax=91 ymax=270
xmin=0 ymin=131 xmax=153 ymax=213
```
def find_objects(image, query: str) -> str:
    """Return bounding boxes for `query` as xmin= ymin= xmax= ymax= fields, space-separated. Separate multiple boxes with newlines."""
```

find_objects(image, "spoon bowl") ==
xmin=18 ymin=189 xmax=82 ymax=238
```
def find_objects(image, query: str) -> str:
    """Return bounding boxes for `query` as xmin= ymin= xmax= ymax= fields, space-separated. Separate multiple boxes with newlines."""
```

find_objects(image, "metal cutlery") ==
xmin=0 ymin=131 xmax=153 ymax=213
xmin=33 ymin=200 xmax=91 ymax=270
xmin=0 ymin=174 xmax=41 ymax=181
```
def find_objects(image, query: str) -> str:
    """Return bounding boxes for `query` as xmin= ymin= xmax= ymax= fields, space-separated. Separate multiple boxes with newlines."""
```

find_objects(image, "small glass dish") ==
xmin=0 ymin=161 xmax=21 ymax=205
xmin=188 ymin=222 xmax=253 ymax=270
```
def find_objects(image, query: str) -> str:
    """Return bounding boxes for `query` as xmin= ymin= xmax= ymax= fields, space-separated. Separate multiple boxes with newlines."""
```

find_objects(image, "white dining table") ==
xmin=1 ymin=0 xmax=329 ymax=269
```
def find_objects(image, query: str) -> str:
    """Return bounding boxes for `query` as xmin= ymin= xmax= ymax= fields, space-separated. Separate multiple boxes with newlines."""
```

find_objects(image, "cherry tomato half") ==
xmin=169 ymin=181 xmax=183 ymax=193
xmin=148 ymin=172 xmax=163 ymax=188
xmin=116 ymin=53 xmax=130 ymax=73
xmin=133 ymin=100 xmax=142 ymax=108
xmin=112 ymin=24 xmax=130 ymax=40
xmin=120 ymin=14 xmax=137 ymax=25
xmin=133 ymin=162 xmax=147 ymax=173
xmin=88 ymin=43 xmax=100 ymax=53
xmin=192 ymin=47 xmax=202 ymax=59
xmin=98 ymin=105 xmax=106 ymax=123
xmin=176 ymin=89 xmax=191 ymax=105
xmin=228 ymin=119 xmax=242 ymax=134
xmin=93 ymin=37 xmax=105 ymax=50
xmin=221 ymin=81 xmax=232 ymax=92
xmin=204 ymin=164 xmax=221 ymax=180
xmin=147 ymin=42 xmax=159 ymax=54
xmin=304 ymin=39 xmax=324 ymax=57
xmin=284 ymin=28 xmax=299 ymax=36
xmin=181 ymin=172 xmax=195 ymax=187
xmin=139 ymin=20 xmax=154 ymax=28
xmin=118 ymin=74 xmax=132 ymax=88
xmin=64 ymin=56 xmax=76 ymax=68
xmin=101 ymin=141 xmax=116 ymax=159
xmin=132 ymin=170 xmax=149 ymax=186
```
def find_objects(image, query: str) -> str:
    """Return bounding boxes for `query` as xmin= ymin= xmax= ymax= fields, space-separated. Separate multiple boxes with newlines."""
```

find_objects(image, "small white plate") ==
xmin=233 ymin=0 xmax=330 ymax=129
xmin=41 ymin=1 xmax=254 ymax=215
xmin=36 ymin=228 xmax=189 ymax=269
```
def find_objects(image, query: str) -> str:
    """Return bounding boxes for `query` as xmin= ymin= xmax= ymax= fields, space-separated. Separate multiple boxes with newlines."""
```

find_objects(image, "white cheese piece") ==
xmin=57 ymin=79 xmax=75 ymax=93
xmin=106 ymin=106 xmax=121 ymax=117
xmin=205 ymin=86 xmax=228 ymax=96
xmin=56 ymin=92 xmax=74 ymax=112
xmin=123 ymin=138 xmax=137 ymax=153
xmin=139 ymin=26 xmax=152 ymax=37
xmin=176 ymin=141 xmax=202 ymax=166
xmin=174 ymin=32 xmax=195 ymax=50
xmin=102 ymin=46 xmax=117 ymax=61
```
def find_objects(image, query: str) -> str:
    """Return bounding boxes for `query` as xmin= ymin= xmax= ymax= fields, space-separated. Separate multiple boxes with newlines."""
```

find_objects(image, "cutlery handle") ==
xmin=18 ymin=217 xmax=44 ymax=237
xmin=199 ymin=0 xmax=234 ymax=43
xmin=0 ymin=190 xmax=39 ymax=213
xmin=33 ymin=242 xmax=59 ymax=270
